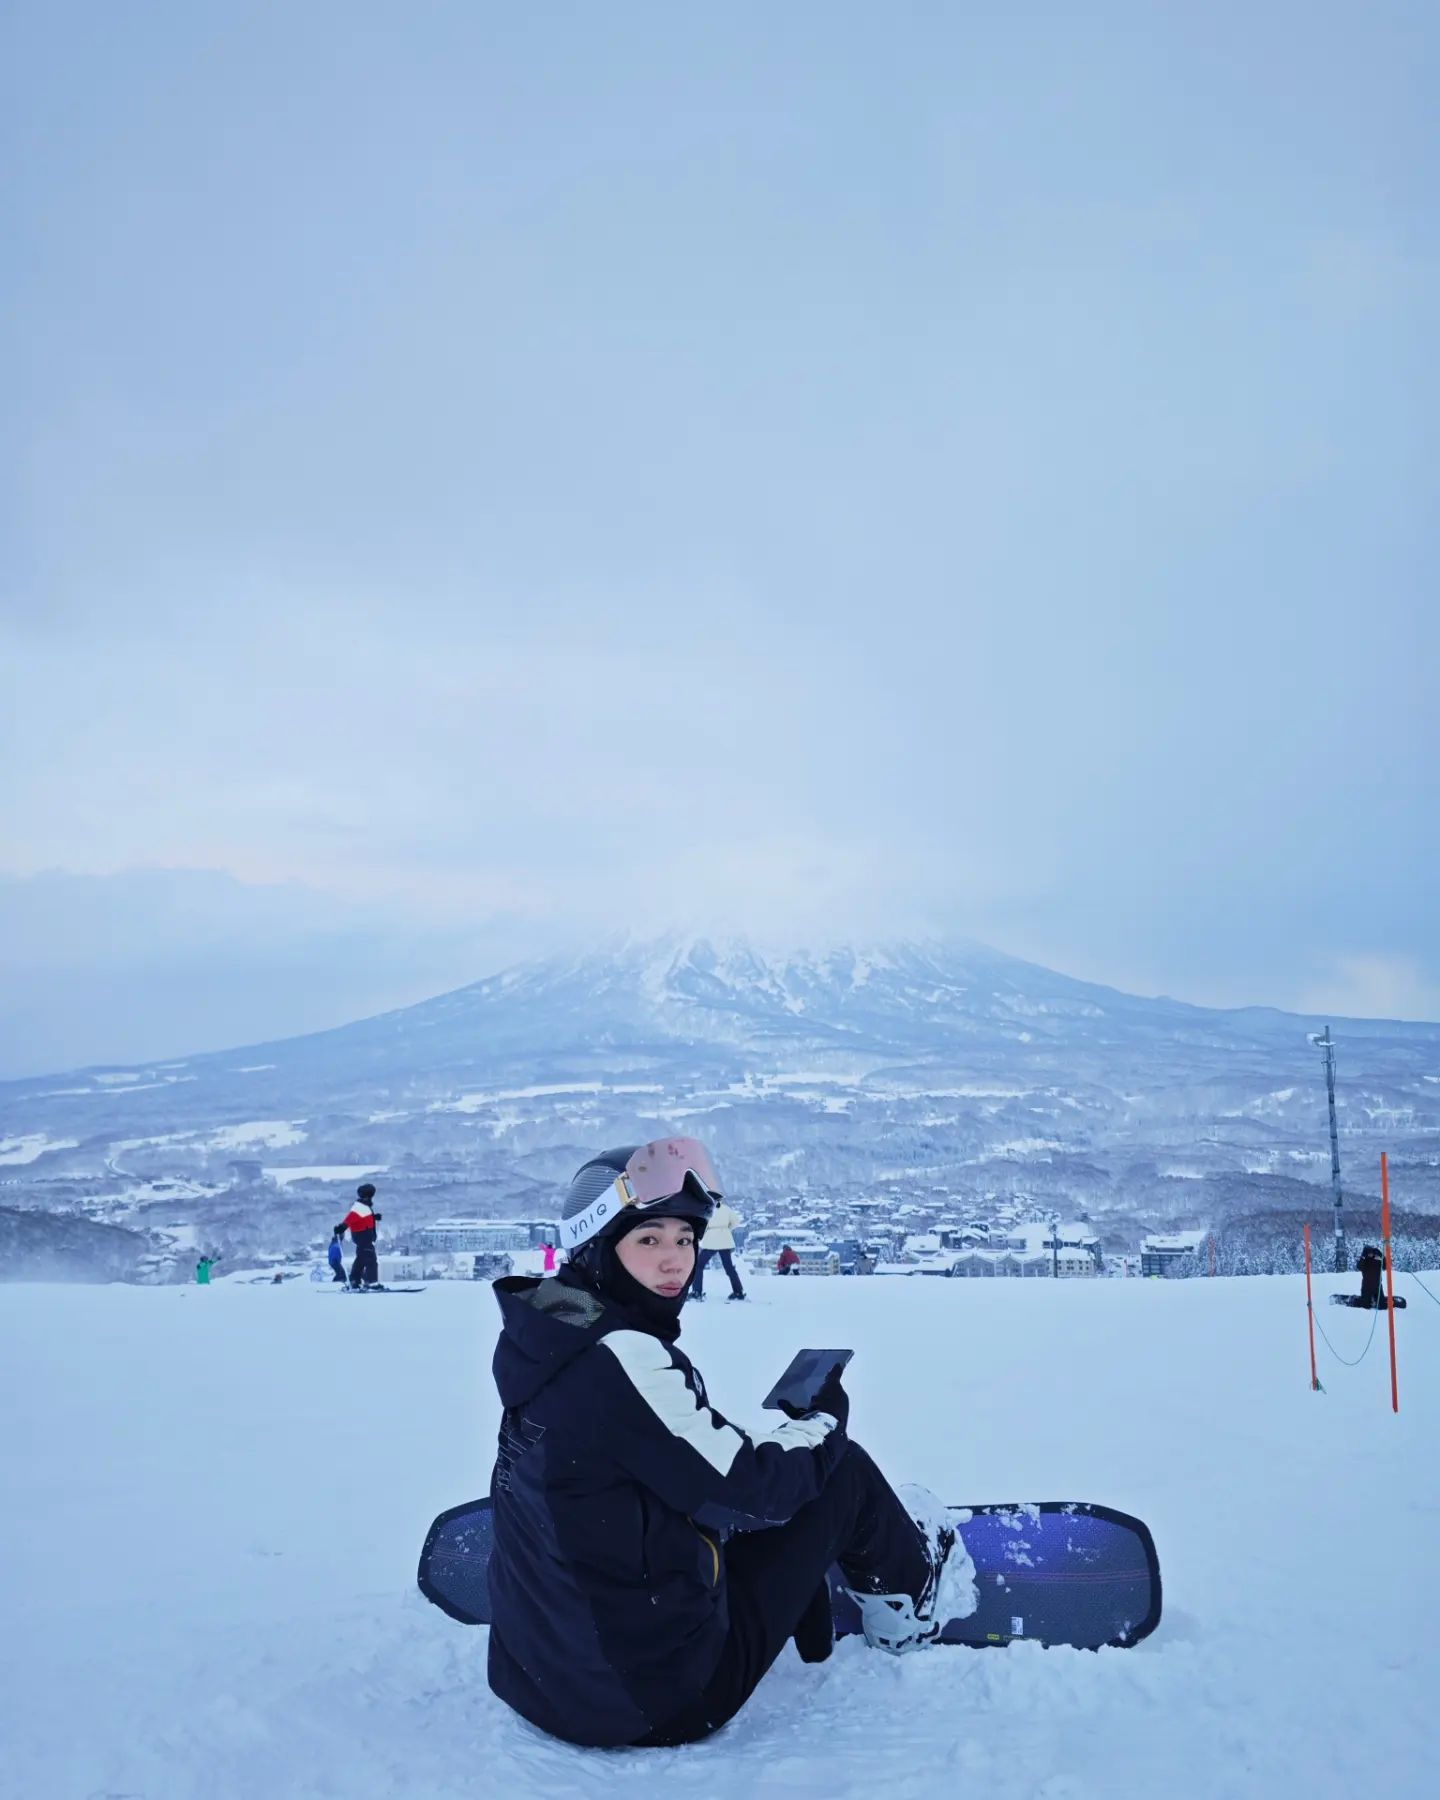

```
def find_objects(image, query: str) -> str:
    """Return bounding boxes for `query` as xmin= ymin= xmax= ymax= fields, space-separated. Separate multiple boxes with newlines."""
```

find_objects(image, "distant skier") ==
xmin=195 ymin=1255 xmax=214 ymax=1285
xmin=335 ymin=1183 xmax=383 ymax=1289
xmin=327 ymin=1231 xmax=347 ymax=1282
xmin=483 ymin=1136 xmax=974 ymax=1750
xmin=691 ymin=1198 xmax=745 ymax=1301
xmin=542 ymin=1241 xmax=558 ymax=1275
xmin=777 ymin=1244 xmax=800 ymax=1276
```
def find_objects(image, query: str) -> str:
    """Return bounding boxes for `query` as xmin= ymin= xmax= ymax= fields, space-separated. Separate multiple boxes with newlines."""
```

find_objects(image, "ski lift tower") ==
xmin=1308 ymin=1026 xmax=1346 ymax=1273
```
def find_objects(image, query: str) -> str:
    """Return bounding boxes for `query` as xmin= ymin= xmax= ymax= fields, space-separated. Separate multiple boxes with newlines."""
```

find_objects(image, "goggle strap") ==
xmin=559 ymin=1175 xmax=627 ymax=1250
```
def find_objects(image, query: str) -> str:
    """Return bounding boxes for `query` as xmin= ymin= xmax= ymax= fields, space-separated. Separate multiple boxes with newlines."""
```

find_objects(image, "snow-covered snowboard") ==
xmin=1328 ymin=1293 xmax=1406 ymax=1308
xmin=417 ymin=1496 xmax=1160 ymax=1650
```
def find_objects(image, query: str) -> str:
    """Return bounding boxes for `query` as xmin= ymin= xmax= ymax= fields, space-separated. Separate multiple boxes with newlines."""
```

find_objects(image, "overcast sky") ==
xmin=3 ymin=1 xmax=1436 ymax=1075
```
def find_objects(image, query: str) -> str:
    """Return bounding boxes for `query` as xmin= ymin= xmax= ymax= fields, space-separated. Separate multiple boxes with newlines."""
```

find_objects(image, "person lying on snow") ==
xmin=484 ymin=1135 xmax=976 ymax=1749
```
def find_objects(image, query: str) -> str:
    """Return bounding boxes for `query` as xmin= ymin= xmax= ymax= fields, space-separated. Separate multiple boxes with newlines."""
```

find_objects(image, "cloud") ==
xmin=0 ymin=868 xmax=545 ymax=1077
xmin=1295 ymin=954 xmax=1440 ymax=1025
xmin=5 ymin=2 xmax=1435 ymax=1035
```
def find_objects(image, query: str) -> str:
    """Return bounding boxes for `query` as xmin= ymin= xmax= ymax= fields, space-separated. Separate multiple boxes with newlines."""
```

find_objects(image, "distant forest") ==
xmin=1205 ymin=1208 xmax=1440 ymax=1277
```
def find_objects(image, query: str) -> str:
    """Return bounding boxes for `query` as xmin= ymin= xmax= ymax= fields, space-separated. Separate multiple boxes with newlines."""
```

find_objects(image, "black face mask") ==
xmin=567 ymin=1224 xmax=701 ymax=1340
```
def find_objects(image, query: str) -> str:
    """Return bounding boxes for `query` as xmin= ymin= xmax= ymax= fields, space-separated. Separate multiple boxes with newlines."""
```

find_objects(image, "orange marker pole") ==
xmin=1381 ymin=1153 xmax=1399 ymax=1414
xmin=1303 ymin=1224 xmax=1320 ymax=1392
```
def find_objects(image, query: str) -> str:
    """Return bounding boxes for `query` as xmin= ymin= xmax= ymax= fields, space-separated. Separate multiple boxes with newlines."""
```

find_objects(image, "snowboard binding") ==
xmin=845 ymin=1588 xmax=942 ymax=1655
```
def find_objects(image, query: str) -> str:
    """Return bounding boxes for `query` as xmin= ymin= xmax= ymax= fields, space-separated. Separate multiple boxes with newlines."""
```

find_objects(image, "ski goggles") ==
xmin=560 ymin=1137 xmax=722 ymax=1251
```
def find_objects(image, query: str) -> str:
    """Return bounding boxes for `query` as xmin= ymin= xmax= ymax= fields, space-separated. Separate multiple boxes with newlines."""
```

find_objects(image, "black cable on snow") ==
xmin=1311 ymin=1302 xmax=1381 ymax=1369
xmin=1402 ymin=1270 xmax=1440 ymax=1310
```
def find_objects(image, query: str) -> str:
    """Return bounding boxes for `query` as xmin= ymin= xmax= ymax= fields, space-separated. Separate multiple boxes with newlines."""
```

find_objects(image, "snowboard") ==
xmin=417 ymin=1496 xmax=1161 ymax=1650
xmin=1328 ymin=1293 xmax=1406 ymax=1309
xmin=340 ymin=1284 xmax=426 ymax=1294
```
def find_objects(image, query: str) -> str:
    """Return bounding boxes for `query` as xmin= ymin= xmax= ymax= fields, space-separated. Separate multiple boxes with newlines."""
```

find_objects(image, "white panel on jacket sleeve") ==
xmin=601 ymin=1332 xmax=834 ymax=1475
xmin=602 ymin=1332 xmax=745 ymax=1476
xmin=750 ymin=1412 xmax=835 ymax=1450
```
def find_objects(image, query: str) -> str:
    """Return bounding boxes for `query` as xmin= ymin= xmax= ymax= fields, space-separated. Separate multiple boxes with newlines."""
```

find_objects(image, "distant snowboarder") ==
xmin=777 ymin=1244 xmax=800 ymax=1276
xmin=195 ymin=1256 xmax=214 ymax=1285
xmin=692 ymin=1199 xmax=746 ymax=1301
xmin=335 ymin=1184 xmax=383 ymax=1289
xmin=1337 ymin=1244 xmax=1393 ymax=1309
xmin=328 ymin=1230 xmax=347 ymax=1282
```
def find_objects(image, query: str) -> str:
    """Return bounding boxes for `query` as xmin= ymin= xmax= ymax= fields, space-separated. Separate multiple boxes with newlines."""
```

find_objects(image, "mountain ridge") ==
xmin=3 ymin=931 xmax=1436 ymax=1094
xmin=2 ymin=932 xmax=1436 ymax=1277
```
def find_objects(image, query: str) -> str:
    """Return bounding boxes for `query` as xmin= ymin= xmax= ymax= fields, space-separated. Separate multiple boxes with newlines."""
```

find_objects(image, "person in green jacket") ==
xmin=195 ymin=1256 xmax=214 ymax=1285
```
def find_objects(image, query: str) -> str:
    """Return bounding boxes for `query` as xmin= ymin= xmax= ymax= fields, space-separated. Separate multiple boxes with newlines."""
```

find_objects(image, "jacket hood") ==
xmin=492 ymin=1268 xmax=669 ymax=1408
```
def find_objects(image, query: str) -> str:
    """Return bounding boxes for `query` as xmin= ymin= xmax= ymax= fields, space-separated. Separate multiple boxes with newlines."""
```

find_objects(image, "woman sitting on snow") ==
xmin=484 ymin=1136 xmax=975 ymax=1749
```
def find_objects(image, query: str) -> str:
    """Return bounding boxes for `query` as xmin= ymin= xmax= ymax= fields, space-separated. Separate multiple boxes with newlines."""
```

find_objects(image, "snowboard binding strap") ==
xmin=842 ymin=1588 xmax=940 ymax=1656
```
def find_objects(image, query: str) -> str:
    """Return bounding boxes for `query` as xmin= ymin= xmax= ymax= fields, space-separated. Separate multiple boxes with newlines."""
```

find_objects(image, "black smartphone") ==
xmin=762 ymin=1347 xmax=854 ymax=1412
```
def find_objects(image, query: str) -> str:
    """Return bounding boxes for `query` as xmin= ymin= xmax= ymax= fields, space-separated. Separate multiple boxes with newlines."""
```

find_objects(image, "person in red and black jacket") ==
xmin=335 ymin=1183 xmax=383 ymax=1288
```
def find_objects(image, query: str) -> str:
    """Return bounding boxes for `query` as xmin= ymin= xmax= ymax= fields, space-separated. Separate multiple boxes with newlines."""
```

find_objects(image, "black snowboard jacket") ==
xmin=486 ymin=1268 xmax=848 ymax=1747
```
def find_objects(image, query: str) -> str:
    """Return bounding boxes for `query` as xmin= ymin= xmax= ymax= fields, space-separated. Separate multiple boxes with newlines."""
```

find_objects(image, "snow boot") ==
xmin=847 ymin=1486 xmax=978 ymax=1655
xmin=726 ymin=1291 xmax=748 ymax=1302
xmin=902 ymin=1484 xmax=979 ymax=1636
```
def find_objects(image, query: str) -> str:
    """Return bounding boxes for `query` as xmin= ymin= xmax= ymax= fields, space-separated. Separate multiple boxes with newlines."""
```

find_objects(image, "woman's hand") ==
xmin=778 ymin=1365 xmax=849 ymax=1431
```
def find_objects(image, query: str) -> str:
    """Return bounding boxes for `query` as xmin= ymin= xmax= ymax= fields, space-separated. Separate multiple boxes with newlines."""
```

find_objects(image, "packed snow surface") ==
xmin=2 ymin=1272 xmax=1437 ymax=1799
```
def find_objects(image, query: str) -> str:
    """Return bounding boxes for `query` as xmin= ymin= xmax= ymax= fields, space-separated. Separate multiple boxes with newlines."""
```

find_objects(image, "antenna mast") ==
xmin=1309 ymin=1026 xmax=1346 ymax=1273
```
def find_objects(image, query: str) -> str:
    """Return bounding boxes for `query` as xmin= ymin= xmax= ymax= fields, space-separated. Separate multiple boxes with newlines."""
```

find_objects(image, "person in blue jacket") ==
xmin=485 ymin=1136 xmax=974 ymax=1749
xmin=327 ymin=1230 xmax=347 ymax=1282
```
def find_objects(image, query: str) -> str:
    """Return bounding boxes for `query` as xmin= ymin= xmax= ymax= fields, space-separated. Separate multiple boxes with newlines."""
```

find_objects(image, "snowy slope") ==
xmin=3 ymin=1271 xmax=1437 ymax=1799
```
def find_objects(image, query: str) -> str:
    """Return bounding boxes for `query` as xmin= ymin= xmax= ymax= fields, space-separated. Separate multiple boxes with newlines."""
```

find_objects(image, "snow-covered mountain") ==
xmin=3 ymin=934 xmax=1438 ymax=1271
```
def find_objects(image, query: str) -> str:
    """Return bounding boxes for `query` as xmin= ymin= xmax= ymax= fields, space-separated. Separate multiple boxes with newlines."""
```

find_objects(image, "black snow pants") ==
xmin=635 ymin=1441 xmax=930 ymax=1747
xmin=349 ymin=1235 xmax=379 ymax=1287
xmin=694 ymin=1247 xmax=745 ymax=1298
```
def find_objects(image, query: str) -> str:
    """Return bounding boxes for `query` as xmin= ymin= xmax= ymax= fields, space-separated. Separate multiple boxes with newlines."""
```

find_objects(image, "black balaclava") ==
xmin=570 ymin=1212 xmax=704 ymax=1339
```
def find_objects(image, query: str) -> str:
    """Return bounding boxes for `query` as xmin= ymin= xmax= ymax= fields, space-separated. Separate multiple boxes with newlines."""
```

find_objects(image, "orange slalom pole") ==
xmin=1381 ymin=1153 xmax=1399 ymax=1414
xmin=1303 ymin=1224 xmax=1321 ymax=1391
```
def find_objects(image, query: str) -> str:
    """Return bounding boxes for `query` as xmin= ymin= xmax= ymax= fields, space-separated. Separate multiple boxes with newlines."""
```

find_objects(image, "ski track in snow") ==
xmin=2 ymin=1274 xmax=1437 ymax=1798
